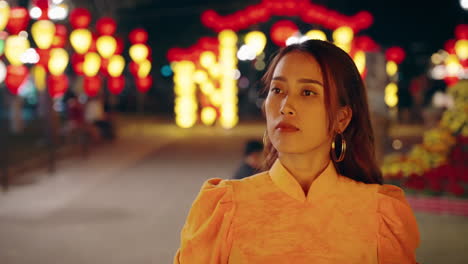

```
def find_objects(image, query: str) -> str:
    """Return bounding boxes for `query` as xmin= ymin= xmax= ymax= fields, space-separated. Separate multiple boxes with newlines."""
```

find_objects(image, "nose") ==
xmin=280 ymin=98 xmax=296 ymax=116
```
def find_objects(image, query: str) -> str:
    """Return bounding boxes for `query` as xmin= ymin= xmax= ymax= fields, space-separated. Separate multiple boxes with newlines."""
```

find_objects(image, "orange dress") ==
xmin=174 ymin=159 xmax=420 ymax=264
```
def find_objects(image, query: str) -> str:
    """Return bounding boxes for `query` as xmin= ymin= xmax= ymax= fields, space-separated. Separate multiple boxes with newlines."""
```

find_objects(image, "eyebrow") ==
xmin=272 ymin=76 xmax=323 ymax=87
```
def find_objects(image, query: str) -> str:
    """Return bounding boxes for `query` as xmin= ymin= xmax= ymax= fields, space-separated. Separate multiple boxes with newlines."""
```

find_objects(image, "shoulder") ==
xmin=196 ymin=178 xmax=234 ymax=204
xmin=376 ymin=185 xmax=420 ymax=263
xmin=377 ymin=184 xmax=410 ymax=208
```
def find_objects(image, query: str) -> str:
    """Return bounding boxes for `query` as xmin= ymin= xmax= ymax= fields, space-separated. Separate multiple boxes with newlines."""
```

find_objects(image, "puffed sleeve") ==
xmin=377 ymin=184 xmax=420 ymax=264
xmin=173 ymin=178 xmax=235 ymax=264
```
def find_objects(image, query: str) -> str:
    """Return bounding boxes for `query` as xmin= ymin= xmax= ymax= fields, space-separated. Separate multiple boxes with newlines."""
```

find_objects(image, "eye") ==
xmin=302 ymin=89 xmax=316 ymax=96
xmin=270 ymin=87 xmax=283 ymax=94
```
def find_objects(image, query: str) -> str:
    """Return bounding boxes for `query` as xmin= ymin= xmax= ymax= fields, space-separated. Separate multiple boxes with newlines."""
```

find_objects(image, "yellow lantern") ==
xmin=219 ymin=30 xmax=237 ymax=46
xmin=83 ymin=52 xmax=101 ymax=77
xmin=305 ymin=30 xmax=327 ymax=41
xmin=0 ymin=1 xmax=9 ymax=32
xmin=31 ymin=20 xmax=56 ymax=50
xmin=129 ymin=44 xmax=149 ymax=63
xmin=96 ymin=35 xmax=117 ymax=59
xmin=333 ymin=26 xmax=353 ymax=53
xmin=48 ymin=48 xmax=69 ymax=76
xmin=245 ymin=31 xmax=266 ymax=55
xmin=108 ymin=55 xmax=125 ymax=77
xmin=32 ymin=65 xmax=47 ymax=92
xmin=137 ymin=59 xmax=151 ymax=78
xmin=386 ymin=61 xmax=398 ymax=77
xmin=70 ymin=29 xmax=92 ymax=54
xmin=200 ymin=51 xmax=216 ymax=69
xmin=5 ymin=35 xmax=30 ymax=66
xmin=385 ymin=83 xmax=398 ymax=107
xmin=353 ymin=51 xmax=366 ymax=74
xmin=201 ymin=107 xmax=217 ymax=126
xmin=446 ymin=54 xmax=461 ymax=76
xmin=455 ymin=39 xmax=468 ymax=60
xmin=333 ymin=26 xmax=354 ymax=44
xmin=193 ymin=70 xmax=208 ymax=84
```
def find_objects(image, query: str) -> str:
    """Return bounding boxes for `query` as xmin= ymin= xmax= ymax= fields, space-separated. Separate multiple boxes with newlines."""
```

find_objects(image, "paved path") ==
xmin=0 ymin=121 xmax=466 ymax=264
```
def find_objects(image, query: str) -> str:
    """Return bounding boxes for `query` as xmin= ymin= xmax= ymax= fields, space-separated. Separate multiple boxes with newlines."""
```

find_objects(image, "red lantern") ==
xmin=129 ymin=61 xmax=139 ymax=76
xmin=36 ymin=49 xmax=51 ymax=69
xmin=354 ymin=36 xmax=378 ymax=51
xmin=100 ymin=58 xmax=109 ymax=75
xmin=353 ymin=11 xmax=373 ymax=31
xmin=201 ymin=10 xmax=219 ymax=28
xmin=47 ymin=74 xmax=68 ymax=98
xmin=96 ymin=17 xmax=117 ymax=36
xmin=136 ymin=76 xmax=152 ymax=93
xmin=6 ymin=7 xmax=29 ymax=35
xmin=52 ymin=24 xmax=67 ymax=48
xmin=167 ymin=47 xmax=184 ymax=62
xmin=115 ymin=37 xmax=124 ymax=54
xmin=107 ymin=76 xmax=125 ymax=95
xmin=129 ymin=28 xmax=148 ymax=44
xmin=455 ymin=24 xmax=468 ymax=40
xmin=270 ymin=20 xmax=298 ymax=47
xmin=84 ymin=76 xmax=101 ymax=97
xmin=385 ymin=47 xmax=406 ymax=64
xmin=6 ymin=65 xmax=28 ymax=95
xmin=460 ymin=59 xmax=468 ymax=68
xmin=71 ymin=53 xmax=85 ymax=75
xmin=70 ymin=8 xmax=91 ymax=29
xmin=444 ymin=39 xmax=456 ymax=54
xmin=34 ymin=0 xmax=49 ymax=20
xmin=444 ymin=76 xmax=459 ymax=87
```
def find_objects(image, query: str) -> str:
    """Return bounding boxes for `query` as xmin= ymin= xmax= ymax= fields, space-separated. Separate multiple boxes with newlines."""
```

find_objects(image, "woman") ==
xmin=174 ymin=40 xmax=420 ymax=264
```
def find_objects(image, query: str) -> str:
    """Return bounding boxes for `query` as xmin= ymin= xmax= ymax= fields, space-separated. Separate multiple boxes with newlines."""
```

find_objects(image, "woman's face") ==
xmin=265 ymin=51 xmax=332 ymax=155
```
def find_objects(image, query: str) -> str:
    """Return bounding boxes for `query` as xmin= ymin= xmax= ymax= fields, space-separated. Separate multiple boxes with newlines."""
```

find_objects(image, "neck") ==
xmin=278 ymin=148 xmax=331 ymax=195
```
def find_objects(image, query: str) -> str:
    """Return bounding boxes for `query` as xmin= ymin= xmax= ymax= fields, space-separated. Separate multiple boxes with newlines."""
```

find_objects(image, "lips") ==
xmin=275 ymin=121 xmax=299 ymax=132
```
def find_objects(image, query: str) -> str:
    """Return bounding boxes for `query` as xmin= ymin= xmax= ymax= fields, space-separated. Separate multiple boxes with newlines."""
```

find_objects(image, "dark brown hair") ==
xmin=261 ymin=40 xmax=383 ymax=185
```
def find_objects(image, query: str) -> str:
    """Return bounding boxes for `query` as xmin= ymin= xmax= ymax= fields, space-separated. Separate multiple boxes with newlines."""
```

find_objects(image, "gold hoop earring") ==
xmin=263 ymin=131 xmax=268 ymax=146
xmin=331 ymin=132 xmax=346 ymax=162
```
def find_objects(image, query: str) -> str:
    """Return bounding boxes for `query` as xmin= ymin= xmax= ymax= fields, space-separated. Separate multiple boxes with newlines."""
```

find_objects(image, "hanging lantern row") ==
xmin=128 ymin=28 xmax=153 ymax=93
xmin=429 ymin=24 xmax=468 ymax=87
xmin=0 ymin=2 xmax=151 ymax=98
xmin=201 ymin=0 xmax=373 ymax=33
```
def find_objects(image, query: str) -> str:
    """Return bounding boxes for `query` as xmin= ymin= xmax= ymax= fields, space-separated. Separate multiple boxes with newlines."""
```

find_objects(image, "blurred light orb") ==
xmin=201 ymin=107 xmax=217 ymax=126
xmin=29 ymin=7 xmax=42 ymax=19
xmin=219 ymin=30 xmax=237 ymax=46
xmin=48 ymin=48 xmax=69 ymax=75
xmin=454 ymin=39 xmax=468 ymax=60
xmin=245 ymin=31 xmax=266 ymax=55
xmin=48 ymin=5 xmax=68 ymax=20
xmin=386 ymin=61 xmax=398 ymax=76
xmin=460 ymin=0 xmax=468 ymax=10
xmin=392 ymin=139 xmax=403 ymax=150
xmin=20 ymin=48 xmax=39 ymax=64
xmin=333 ymin=26 xmax=354 ymax=44
xmin=108 ymin=55 xmax=125 ymax=77
xmin=431 ymin=53 xmax=444 ymax=65
xmin=305 ymin=30 xmax=327 ymax=41
xmin=200 ymin=51 xmax=216 ymax=68
xmin=254 ymin=60 xmax=265 ymax=71
xmin=431 ymin=65 xmax=446 ymax=80
xmin=0 ymin=60 xmax=6 ymax=83
xmin=161 ymin=65 xmax=172 ymax=77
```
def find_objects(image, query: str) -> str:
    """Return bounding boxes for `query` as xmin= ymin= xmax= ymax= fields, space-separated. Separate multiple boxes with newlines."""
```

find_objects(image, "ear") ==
xmin=335 ymin=106 xmax=352 ymax=133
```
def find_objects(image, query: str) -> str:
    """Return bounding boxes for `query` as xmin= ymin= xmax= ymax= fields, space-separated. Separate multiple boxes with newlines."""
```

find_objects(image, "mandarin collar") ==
xmin=269 ymin=159 xmax=339 ymax=202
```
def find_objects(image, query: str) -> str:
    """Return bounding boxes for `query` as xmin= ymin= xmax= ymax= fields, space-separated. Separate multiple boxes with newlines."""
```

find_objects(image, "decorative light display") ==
xmin=0 ymin=1 xmax=10 ymax=31
xmin=384 ymin=46 xmax=406 ymax=108
xmin=5 ymin=35 xmax=30 ymax=66
xmin=6 ymin=7 xmax=29 ymax=35
xmin=70 ymin=28 xmax=92 ymax=54
xmin=429 ymin=24 xmax=468 ymax=86
xmin=48 ymin=48 xmax=68 ymax=76
xmin=168 ymin=0 xmax=392 ymax=129
xmin=31 ymin=20 xmax=56 ymax=49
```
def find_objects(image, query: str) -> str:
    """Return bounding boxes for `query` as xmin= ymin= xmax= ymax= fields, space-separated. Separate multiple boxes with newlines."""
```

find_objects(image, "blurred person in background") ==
xmin=232 ymin=139 xmax=264 ymax=180
xmin=174 ymin=40 xmax=420 ymax=263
